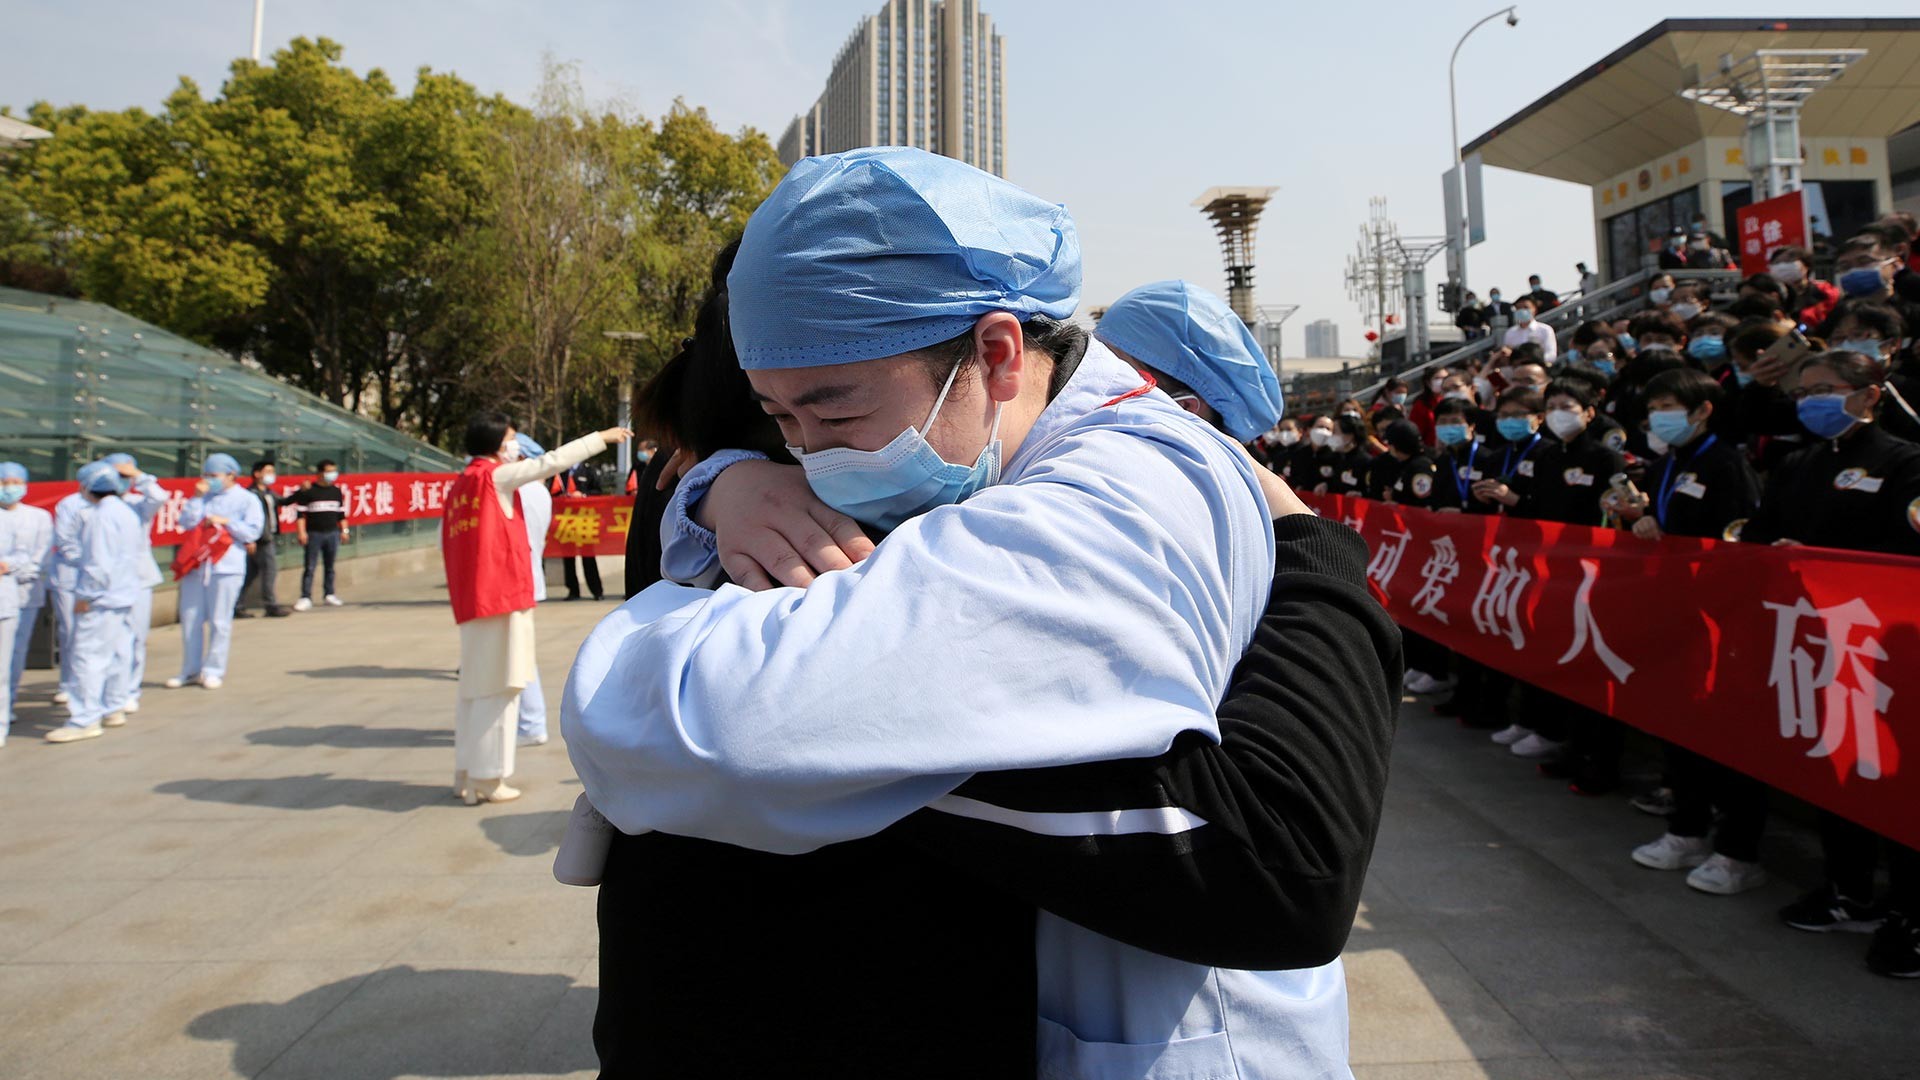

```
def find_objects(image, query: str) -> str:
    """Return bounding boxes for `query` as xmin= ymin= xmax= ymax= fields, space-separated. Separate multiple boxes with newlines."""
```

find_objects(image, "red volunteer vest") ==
xmin=442 ymin=458 xmax=535 ymax=624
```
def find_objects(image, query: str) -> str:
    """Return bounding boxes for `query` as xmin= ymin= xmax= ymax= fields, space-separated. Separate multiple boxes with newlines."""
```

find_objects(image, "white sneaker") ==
xmin=200 ymin=675 xmax=223 ymax=690
xmin=163 ymin=676 xmax=189 ymax=689
xmin=323 ymin=595 xmax=343 ymax=607
xmin=517 ymin=732 xmax=550 ymax=748
xmin=52 ymin=690 xmax=70 ymax=705
xmin=1404 ymin=672 xmax=1438 ymax=695
xmin=1632 ymin=832 xmax=1711 ymax=871
xmin=1490 ymin=724 xmax=1534 ymax=746
xmin=1687 ymin=854 xmax=1769 ymax=895
xmin=45 ymin=723 xmax=103 ymax=744
xmin=1509 ymin=733 xmax=1567 ymax=760
xmin=124 ymin=700 xmax=140 ymax=714
xmin=102 ymin=710 xmax=128 ymax=728
xmin=293 ymin=597 xmax=313 ymax=612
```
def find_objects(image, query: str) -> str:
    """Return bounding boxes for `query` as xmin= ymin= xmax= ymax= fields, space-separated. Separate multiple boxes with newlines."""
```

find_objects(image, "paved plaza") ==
xmin=0 ymin=572 xmax=1914 ymax=1079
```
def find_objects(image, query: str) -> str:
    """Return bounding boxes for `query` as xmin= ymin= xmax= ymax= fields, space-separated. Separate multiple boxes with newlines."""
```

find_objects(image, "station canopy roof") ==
xmin=1462 ymin=18 xmax=1920 ymax=185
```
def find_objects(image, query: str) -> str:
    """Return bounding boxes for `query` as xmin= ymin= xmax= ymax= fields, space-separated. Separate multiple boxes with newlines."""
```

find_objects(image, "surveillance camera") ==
xmin=1506 ymin=11 xmax=1519 ymax=26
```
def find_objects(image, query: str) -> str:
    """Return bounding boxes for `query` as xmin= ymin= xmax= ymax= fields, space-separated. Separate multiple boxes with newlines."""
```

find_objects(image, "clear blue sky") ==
xmin=7 ymin=1 xmax=1917 ymax=360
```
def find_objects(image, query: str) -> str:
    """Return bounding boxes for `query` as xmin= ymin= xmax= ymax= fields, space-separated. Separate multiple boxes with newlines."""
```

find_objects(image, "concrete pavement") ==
xmin=1 ymin=572 xmax=1913 ymax=1078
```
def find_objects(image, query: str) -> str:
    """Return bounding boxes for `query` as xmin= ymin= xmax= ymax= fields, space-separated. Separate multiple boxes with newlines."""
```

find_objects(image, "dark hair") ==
xmin=1849 ymin=223 xmax=1908 ymax=253
xmin=1553 ymin=365 xmax=1610 ymax=400
xmin=1543 ymin=378 xmax=1597 ymax=410
xmin=1729 ymin=321 xmax=1784 ymax=362
xmin=1382 ymin=419 xmax=1423 ymax=455
xmin=1725 ymin=294 xmax=1784 ymax=321
xmin=1495 ymin=386 xmax=1543 ymax=413
xmin=1569 ymin=320 xmax=1615 ymax=350
xmin=1645 ymin=367 xmax=1723 ymax=412
xmin=924 ymin=316 xmax=1090 ymax=400
xmin=250 ymin=460 xmax=275 ymax=474
xmin=1508 ymin=342 xmax=1545 ymax=365
xmin=1334 ymin=413 xmax=1368 ymax=441
xmin=1138 ymin=363 xmax=1197 ymax=399
xmin=1686 ymin=311 xmax=1738 ymax=336
xmin=1434 ymin=397 xmax=1474 ymax=420
xmin=1768 ymin=245 xmax=1811 ymax=267
xmin=464 ymin=411 xmax=514 ymax=458
xmin=1628 ymin=311 xmax=1687 ymax=342
xmin=1831 ymin=300 xmax=1907 ymax=342
xmin=316 ymin=459 xmax=338 ymax=472
xmin=1739 ymin=273 xmax=1789 ymax=303
xmin=632 ymin=240 xmax=789 ymax=462
xmin=1795 ymin=350 xmax=1887 ymax=393
xmin=1512 ymin=295 xmax=1537 ymax=310
xmin=1881 ymin=211 xmax=1918 ymax=241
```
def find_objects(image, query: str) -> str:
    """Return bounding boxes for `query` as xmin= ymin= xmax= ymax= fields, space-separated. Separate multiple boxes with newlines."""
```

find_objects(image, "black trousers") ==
xmin=1821 ymin=813 xmax=1920 ymax=914
xmin=238 ymin=541 xmax=278 ymax=612
xmin=1446 ymin=656 xmax=1514 ymax=728
xmin=1665 ymin=747 xmax=1768 ymax=862
xmin=562 ymin=556 xmax=602 ymax=599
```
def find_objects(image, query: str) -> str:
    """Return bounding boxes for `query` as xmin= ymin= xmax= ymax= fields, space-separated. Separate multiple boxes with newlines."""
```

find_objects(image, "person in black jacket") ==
xmin=1741 ymin=349 xmax=1920 ymax=979
xmin=235 ymin=460 xmax=290 ymax=618
xmin=1319 ymin=414 xmax=1374 ymax=496
xmin=1613 ymin=368 xmax=1770 ymax=897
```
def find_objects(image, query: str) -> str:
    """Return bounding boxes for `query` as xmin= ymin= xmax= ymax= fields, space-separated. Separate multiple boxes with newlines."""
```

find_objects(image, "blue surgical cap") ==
xmin=728 ymin=147 xmax=1081 ymax=369
xmin=104 ymin=452 xmax=136 ymax=469
xmin=1095 ymin=280 xmax=1284 ymax=442
xmin=203 ymin=452 xmax=241 ymax=477
xmin=0 ymin=462 xmax=26 ymax=483
xmin=515 ymin=433 xmax=546 ymax=458
xmin=78 ymin=461 xmax=120 ymax=494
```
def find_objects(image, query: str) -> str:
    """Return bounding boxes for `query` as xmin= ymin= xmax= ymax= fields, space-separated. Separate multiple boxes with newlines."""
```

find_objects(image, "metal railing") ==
xmin=1288 ymin=267 xmax=1746 ymax=406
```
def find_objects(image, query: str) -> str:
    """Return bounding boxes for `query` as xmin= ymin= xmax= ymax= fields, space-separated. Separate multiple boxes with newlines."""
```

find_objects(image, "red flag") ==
xmin=170 ymin=521 xmax=233 ymax=581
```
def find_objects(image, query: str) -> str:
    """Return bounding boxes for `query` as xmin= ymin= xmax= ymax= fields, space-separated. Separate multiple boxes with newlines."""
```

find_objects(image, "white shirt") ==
xmin=1502 ymin=319 xmax=1558 ymax=362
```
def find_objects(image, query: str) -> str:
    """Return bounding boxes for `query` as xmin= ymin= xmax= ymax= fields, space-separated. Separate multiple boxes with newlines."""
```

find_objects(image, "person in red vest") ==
xmin=441 ymin=411 xmax=631 ymax=805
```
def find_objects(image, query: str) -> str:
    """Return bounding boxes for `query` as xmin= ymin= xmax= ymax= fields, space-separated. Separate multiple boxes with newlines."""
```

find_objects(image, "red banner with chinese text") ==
xmin=1301 ymin=494 xmax=1919 ymax=851
xmin=1735 ymin=190 xmax=1808 ymax=277
xmin=26 ymin=473 xmax=458 ymax=546
xmin=541 ymin=495 xmax=633 ymax=558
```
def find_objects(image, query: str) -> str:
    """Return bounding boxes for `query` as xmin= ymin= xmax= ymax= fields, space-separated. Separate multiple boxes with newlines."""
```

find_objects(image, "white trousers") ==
xmin=128 ymin=588 xmax=154 ymax=703
xmin=67 ymin=605 xmax=132 ymax=728
xmin=49 ymin=587 xmax=76 ymax=696
xmin=178 ymin=574 xmax=242 ymax=681
xmin=456 ymin=691 xmax=520 ymax=781
xmin=0 ymin=615 xmax=15 ymax=743
xmin=516 ymin=668 xmax=547 ymax=740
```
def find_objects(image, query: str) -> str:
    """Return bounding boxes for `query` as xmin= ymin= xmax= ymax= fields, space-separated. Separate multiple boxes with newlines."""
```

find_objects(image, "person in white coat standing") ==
xmin=44 ymin=470 xmax=90 ymax=706
xmin=47 ymin=462 xmax=146 ymax=744
xmin=511 ymin=433 xmax=556 ymax=748
xmin=0 ymin=461 xmax=53 ymax=747
xmin=102 ymin=453 xmax=165 ymax=712
xmin=166 ymin=453 xmax=264 ymax=691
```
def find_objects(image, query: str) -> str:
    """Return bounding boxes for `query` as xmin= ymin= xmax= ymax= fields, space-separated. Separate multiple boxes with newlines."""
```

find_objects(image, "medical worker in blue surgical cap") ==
xmin=0 ymin=461 xmax=54 ymax=746
xmin=167 ymin=453 xmax=263 ymax=690
xmin=1095 ymin=279 xmax=1285 ymax=444
xmin=565 ymin=148 xmax=1346 ymax=1078
xmin=45 ymin=462 xmax=145 ymax=743
xmin=101 ymin=453 xmax=166 ymax=711
xmin=44 ymin=467 xmax=93 ymax=707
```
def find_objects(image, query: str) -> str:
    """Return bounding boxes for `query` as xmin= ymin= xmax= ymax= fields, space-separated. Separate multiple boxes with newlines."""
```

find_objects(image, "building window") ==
xmin=1601 ymin=185 xmax=1701 ymax=280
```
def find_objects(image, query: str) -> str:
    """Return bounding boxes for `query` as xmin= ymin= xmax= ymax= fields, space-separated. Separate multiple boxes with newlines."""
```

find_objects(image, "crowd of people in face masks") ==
xmin=0 ymin=451 xmax=369 ymax=747
xmin=1246 ymin=209 xmax=1920 ymax=982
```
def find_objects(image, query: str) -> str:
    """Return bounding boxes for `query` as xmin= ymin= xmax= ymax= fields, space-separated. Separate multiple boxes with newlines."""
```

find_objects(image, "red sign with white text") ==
xmin=26 ymin=473 xmax=457 ymax=546
xmin=1302 ymin=494 xmax=1917 ymax=851
xmin=1735 ymin=190 xmax=1807 ymax=277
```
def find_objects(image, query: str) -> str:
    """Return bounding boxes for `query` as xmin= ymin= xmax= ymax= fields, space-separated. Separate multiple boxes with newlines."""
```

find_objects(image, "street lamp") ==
xmin=1448 ymin=6 xmax=1518 ymax=295
xmin=603 ymin=330 xmax=648 ymax=480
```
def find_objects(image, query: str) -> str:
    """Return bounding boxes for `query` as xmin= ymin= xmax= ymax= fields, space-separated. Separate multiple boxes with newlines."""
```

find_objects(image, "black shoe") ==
xmin=266 ymin=606 xmax=292 ymax=618
xmin=591 ymin=594 xmax=605 ymax=602
xmin=1780 ymin=885 xmax=1886 ymax=934
xmin=1630 ymin=786 xmax=1676 ymax=816
xmin=564 ymin=593 xmax=582 ymax=602
xmin=235 ymin=609 xmax=259 ymax=619
xmin=1866 ymin=914 xmax=1920 ymax=978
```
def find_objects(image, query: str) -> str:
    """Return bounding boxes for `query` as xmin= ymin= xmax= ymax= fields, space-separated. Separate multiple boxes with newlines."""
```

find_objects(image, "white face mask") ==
xmin=1770 ymin=261 xmax=1805 ymax=285
xmin=1546 ymin=408 xmax=1587 ymax=440
xmin=258 ymin=472 xmax=276 ymax=487
xmin=1308 ymin=428 xmax=1332 ymax=448
xmin=498 ymin=438 xmax=523 ymax=463
xmin=1329 ymin=435 xmax=1352 ymax=452
xmin=1428 ymin=377 xmax=1446 ymax=394
xmin=1277 ymin=430 xmax=1301 ymax=447
xmin=321 ymin=470 xmax=340 ymax=484
xmin=1671 ymin=301 xmax=1702 ymax=321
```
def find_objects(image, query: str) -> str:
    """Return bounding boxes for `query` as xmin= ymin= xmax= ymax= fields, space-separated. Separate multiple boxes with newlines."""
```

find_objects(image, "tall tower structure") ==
xmin=1192 ymin=186 xmax=1278 ymax=325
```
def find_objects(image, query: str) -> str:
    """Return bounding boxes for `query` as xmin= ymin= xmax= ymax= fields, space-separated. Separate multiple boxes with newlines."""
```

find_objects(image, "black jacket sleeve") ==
xmin=623 ymin=454 xmax=673 ymax=598
xmin=892 ymin=515 xmax=1401 ymax=970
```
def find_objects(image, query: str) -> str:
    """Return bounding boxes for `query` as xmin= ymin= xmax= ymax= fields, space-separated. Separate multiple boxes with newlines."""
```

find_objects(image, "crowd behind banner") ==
xmin=1247 ymin=209 xmax=1920 ymax=981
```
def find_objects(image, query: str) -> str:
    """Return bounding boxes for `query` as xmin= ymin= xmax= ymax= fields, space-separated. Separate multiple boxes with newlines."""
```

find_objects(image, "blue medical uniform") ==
xmin=176 ymin=482 xmax=264 ymax=681
xmin=61 ymin=495 xmax=146 ymax=729
xmin=47 ymin=491 xmax=87 ymax=697
xmin=119 ymin=475 xmax=166 ymax=703
xmin=1 ymin=501 xmax=53 ymax=742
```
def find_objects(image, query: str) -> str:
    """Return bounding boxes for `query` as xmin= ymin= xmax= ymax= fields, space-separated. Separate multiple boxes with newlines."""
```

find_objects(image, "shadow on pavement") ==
xmin=247 ymin=724 xmax=453 ymax=749
xmin=187 ymin=965 xmax=596 ymax=1077
xmin=155 ymin=774 xmax=454 ymax=812
xmin=286 ymin=665 xmax=456 ymax=681
xmin=481 ymin=810 xmax=571 ymax=857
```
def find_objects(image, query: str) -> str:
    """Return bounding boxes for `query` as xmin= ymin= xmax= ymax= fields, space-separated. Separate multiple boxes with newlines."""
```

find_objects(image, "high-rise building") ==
xmin=1304 ymin=319 xmax=1340 ymax=358
xmin=777 ymin=0 xmax=1006 ymax=177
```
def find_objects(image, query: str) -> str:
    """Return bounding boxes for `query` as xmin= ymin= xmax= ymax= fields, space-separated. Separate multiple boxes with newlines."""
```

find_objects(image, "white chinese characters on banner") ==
xmin=1764 ymin=596 xmax=1894 ymax=780
xmin=1410 ymin=536 xmax=1460 ymax=624
xmin=371 ymin=480 xmax=396 ymax=518
xmin=1470 ymin=544 xmax=1531 ymax=650
xmin=1365 ymin=528 xmax=1412 ymax=598
xmin=153 ymin=488 xmax=190 ymax=538
xmin=1556 ymin=558 xmax=1634 ymax=683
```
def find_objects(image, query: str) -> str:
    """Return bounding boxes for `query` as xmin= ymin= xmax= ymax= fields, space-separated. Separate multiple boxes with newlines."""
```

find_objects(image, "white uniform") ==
xmin=176 ymin=484 xmax=265 ymax=682
xmin=47 ymin=491 xmax=87 ymax=698
xmin=61 ymin=496 xmax=146 ymax=729
xmin=515 ymin=475 xmax=554 ymax=741
xmin=565 ymin=345 xmax=1350 ymax=1078
xmin=1 ymin=501 xmax=53 ymax=743
xmin=118 ymin=475 xmax=166 ymax=704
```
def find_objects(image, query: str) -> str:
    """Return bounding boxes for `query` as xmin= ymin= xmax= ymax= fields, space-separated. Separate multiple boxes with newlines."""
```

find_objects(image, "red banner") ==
xmin=1735 ymin=190 xmax=1807 ymax=277
xmin=1302 ymin=494 xmax=1919 ymax=851
xmin=26 ymin=473 xmax=458 ymax=546
xmin=541 ymin=495 xmax=633 ymax=558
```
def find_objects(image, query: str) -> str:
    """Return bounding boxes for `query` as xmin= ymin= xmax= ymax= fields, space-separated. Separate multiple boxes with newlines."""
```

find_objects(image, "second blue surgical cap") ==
xmin=78 ymin=461 xmax=120 ymax=494
xmin=727 ymin=146 xmax=1081 ymax=369
xmin=0 ymin=461 xmax=28 ymax=482
xmin=203 ymin=452 xmax=241 ymax=476
xmin=1095 ymin=280 xmax=1284 ymax=442
xmin=514 ymin=433 xmax=545 ymax=458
